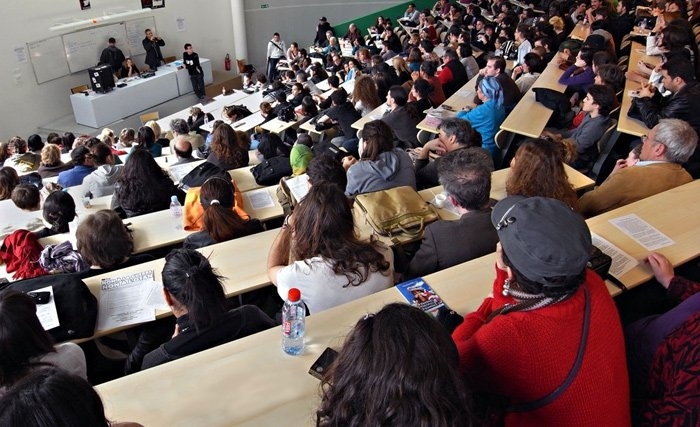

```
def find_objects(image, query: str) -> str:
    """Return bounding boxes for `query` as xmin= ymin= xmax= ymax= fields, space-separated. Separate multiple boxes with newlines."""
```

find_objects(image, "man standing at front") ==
xmin=99 ymin=37 xmax=125 ymax=78
xmin=579 ymin=118 xmax=697 ymax=216
xmin=183 ymin=43 xmax=206 ymax=99
xmin=143 ymin=28 xmax=165 ymax=71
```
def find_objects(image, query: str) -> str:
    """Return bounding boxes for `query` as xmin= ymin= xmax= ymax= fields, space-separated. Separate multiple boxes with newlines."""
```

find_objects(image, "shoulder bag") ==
xmin=354 ymin=186 xmax=438 ymax=238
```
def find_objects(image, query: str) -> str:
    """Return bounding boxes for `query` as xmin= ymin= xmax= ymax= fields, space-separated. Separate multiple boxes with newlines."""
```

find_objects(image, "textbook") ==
xmin=395 ymin=277 xmax=450 ymax=318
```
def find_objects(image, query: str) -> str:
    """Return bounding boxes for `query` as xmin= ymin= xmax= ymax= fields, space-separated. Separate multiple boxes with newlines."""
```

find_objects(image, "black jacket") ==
xmin=141 ymin=306 xmax=276 ymax=370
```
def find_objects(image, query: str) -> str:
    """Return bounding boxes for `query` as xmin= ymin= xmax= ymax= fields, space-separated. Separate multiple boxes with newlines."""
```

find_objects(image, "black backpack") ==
xmin=278 ymin=104 xmax=296 ymax=122
xmin=2 ymin=274 xmax=98 ymax=342
xmin=180 ymin=162 xmax=228 ymax=189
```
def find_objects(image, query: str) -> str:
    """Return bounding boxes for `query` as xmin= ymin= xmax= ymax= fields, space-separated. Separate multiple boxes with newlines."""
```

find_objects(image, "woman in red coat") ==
xmin=452 ymin=196 xmax=631 ymax=426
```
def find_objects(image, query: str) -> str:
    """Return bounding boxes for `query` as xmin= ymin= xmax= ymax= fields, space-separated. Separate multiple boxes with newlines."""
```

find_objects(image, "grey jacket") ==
xmin=345 ymin=149 xmax=416 ymax=196
xmin=82 ymin=164 xmax=124 ymax=197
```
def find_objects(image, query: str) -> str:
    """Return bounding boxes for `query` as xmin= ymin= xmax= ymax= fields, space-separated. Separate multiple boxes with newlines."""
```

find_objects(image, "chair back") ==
xmin=71 ymin=84 xmax=89 ymax=94
xmin=139 ymin=111 xmax=160 ymax=125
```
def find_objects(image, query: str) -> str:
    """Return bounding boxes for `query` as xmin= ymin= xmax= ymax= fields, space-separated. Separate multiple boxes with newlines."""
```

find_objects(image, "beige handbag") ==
xmin=355 ymin=186 xmax=439 ymax=238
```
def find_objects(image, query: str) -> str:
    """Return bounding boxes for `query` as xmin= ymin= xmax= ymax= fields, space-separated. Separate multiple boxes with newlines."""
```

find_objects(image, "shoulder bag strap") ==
xmin=507 ymin=286 xmax=591 ymax=413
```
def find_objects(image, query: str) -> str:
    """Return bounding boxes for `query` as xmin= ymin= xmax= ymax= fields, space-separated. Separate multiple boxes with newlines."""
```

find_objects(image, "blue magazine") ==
xmin=395 ymin=277 xmax=449 ymax=317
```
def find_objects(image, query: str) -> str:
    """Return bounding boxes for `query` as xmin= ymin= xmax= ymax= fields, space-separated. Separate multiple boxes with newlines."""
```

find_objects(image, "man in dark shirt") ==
xmin=183 ymin=43 xmax=206 ymax=99
xmin=314 ymin=17 xmax=334 ymax=46
xmin=142 ymin=28 xmax=165 ymax=71
xmin=632 ymin=58 xmax=700 ymax=177
xmin=407 ymin=149 xmax=498 ymax=278
xmin=382 ymin=86 xmax=421 ymax=148
xmin=479 ymin=55 xmax=521 ymax=112
xmin=99 ymin=37 xmax=126 ymax=78
xmin=317 ymin=90 xmax=361 ymax=156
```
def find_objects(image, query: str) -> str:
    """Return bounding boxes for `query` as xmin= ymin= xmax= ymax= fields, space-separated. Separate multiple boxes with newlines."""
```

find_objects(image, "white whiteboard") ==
xmin=27 ymin=37 xmax=70 ymax=84
xmin=125 ymin=17 xmax=156 ymax=55
xmin=63 ymin=23 xmax=129 ymax=74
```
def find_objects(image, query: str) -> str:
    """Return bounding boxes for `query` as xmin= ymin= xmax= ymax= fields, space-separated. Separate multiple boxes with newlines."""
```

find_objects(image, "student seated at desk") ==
xmin=33 ymin=190 xmax=76 ymax=239
xmin=316 ymin=303 xmax=473 ymax=427
xmin=344 ymin=120 xmax=416 ymax=196
xmin=0 ymin=368 xmax=142 ymax=427
xmin=452 ymin=196 xmax=631 ymax=426
xmin=141 ymin=249 xmax=275 ymax=370
xmin=351 ymin=75 xmax=381 ymax=117
xmin=82 ymin=142 xmax=124 ymax=198
xmin=37 ymin=144 xmax=71 ymax=179
xmin=506 ymin=138 xmax=579 ymax=210
xmin=112 ymin=149 xmax=185 ymax=218
xmin=578 ymin=119 xmax=697 ymax=217
xmin=456 ymin=77 xmax=506 ymax=160
xmin=407 ymin=150 xmax=498 ymax=278
xmin=542 ymin=84 xmax=616 ymax=173
xmin=624 ymin=252 xmax=700 ymax=426
xmin=57 ymin=146 xmax=95 ymax=188
xmin=414 ymin=118 xmax=485 ymax=189
xmin=183 ymin=177 xmax=262 ymax=250
xmin=205 ymin=124 xmax=248 ymax=171
xmin=10 ymin=184 xmax=40 ymax=212
xmin=267 ymin=183 xmax=394 ymax=314
xmin=0 ymin=291 xmax=87 ymax=397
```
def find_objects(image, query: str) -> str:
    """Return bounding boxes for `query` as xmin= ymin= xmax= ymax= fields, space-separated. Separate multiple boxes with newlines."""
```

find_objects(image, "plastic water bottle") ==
xmin=282 ymin=288 xmax=305 ymax=355
xmin=169 ymin=195 xmax=183 ymax=230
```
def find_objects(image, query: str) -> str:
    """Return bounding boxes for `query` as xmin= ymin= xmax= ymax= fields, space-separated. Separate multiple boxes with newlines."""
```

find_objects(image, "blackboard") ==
xmin=27 ymin=37 xmax=71 ymax=84
xmin=63 ymin=23 xmax=129 ymax=74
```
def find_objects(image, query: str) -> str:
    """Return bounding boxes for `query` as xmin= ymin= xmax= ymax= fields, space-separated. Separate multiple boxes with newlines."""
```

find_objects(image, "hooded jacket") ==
xmin=82 ymin=164 xmax=124 ymax=198
xmin=345 ymin=148 xmax=416 ymax=196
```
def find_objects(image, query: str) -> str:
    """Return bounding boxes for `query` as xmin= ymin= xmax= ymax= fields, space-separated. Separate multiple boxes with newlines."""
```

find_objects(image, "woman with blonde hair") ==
xmin=145 ymin=120 xmax=169 ymax=147
xmin=505 ymin=138 xmax=578 ymax=210
xmin=391 ymin=56 xmax=412 ymax=84
xmin=37 ymin=144 xmax=70 ymax=178
xmin=351 ymin=75 xmax=381 ymax=116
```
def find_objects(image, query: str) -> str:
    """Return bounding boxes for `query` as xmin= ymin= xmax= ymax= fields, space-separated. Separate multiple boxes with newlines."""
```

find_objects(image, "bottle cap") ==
xmin=288 ymin=288 xmax=301 ymax=302
xmin=171 ymin=195 xmax=178 ymax=201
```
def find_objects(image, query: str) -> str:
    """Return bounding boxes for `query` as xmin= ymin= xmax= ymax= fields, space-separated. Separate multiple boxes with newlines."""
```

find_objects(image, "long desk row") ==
xmin=95 ymin=180 xmax=700 ymax=426
xmin=617 ymin=41 xmax=661 ymax=137
xmin=71 ymin=59 xmax=213 ymax=129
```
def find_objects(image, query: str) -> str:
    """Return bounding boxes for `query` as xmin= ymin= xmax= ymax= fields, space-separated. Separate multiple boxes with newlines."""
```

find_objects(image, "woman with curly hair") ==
xmin=0 ymin=166 xmax=19 ymax=200
xmin=267 ymin=183 xmax=394 ymax=314
xmin=34 ymin=190 xmax=76 ymax=239
xmin=351 ymin=75 xmax=381 ymax=116
xmin=505 ymin=138 xmax=578 ymax=210
xmin=111 ymin=149 xmax=184 ymax=218
xmin=316 ymin=303 xmax=473 ymax=427
xmin=205 ymin=123 xmax=247 ymax=171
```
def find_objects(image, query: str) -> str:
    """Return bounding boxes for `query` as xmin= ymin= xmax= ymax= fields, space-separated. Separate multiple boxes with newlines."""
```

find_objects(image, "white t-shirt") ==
xmin=276 ymin=244 xmax=394 ymax=314
xmin=39 ymin=342 xmax=87 ymax=379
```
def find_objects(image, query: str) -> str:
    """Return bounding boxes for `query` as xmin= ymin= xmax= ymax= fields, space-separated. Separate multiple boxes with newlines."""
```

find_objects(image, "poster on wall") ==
xmin=80 ymin=0 xmax=91 ymax=10
xmin=141 ymin=0 xmax=165 ymax=8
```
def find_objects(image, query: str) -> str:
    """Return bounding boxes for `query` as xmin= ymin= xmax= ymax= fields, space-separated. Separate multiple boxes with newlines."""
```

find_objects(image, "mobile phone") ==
xmin=308 ymin=347 xmax=339 ymax=380
xmin=28 ymin=291 xmax=51 ymax=304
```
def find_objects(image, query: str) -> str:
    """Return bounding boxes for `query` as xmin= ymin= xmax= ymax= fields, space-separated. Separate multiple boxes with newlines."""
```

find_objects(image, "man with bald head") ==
xmin=169 ymin=136 xmax=200 ymax=183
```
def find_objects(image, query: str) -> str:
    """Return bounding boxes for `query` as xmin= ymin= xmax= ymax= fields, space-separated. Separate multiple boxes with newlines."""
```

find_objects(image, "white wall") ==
xmin=0 ymin=0 xmax=394 ymax=139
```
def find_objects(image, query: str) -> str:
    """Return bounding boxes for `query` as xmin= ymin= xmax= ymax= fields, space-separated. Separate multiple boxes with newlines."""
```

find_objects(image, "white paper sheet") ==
xmin=96 ymin=270 xmax=156 ymax=331
xmin=246 ymin=189 xmax=275 ymax=209
xmin=285 ymin=174 xmax=310 ymax=202
xmin=609 ymin=214 xmax=674 ymax=251
xmin=144 ymin=280 xmax=170 ymax=311
xmin=591 ymin=233 xmax=638 ymax=278
xmin=34 ymin=285 xmax=60 ymax=331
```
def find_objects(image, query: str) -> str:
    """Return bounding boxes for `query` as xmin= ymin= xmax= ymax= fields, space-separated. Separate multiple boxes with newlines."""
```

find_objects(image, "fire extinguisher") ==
xmin=225 ymin=54 xmax=231 ymax=71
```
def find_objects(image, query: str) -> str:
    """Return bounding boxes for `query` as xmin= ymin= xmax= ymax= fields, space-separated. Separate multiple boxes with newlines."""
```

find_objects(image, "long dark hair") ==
xmin=0 ymin=290 xmax=55 ymax=387
xmin=210 ymin=124 xmax=246 ymax=169
xmin=115 ymin=149 xmax=173 ymax=214
xmin=42 ymin=191 xmax=76 ymax=233
xmin=316 ymin=303 xmax=473 ymax=427
xmin=200 ymin=177 xmax=251 ymax=243
xmin=0 ymin=368 xmax=110 ymax=427
xmin=161 ymin=249 xmax=227 ymax=332
xmin=360 ymin=120 xmax=394 ymax=161
xmin=291 ymin=183 xmax=390 ymax=286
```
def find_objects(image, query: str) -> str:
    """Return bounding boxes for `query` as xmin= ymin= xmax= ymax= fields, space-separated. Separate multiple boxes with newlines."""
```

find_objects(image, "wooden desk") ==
xmin=586 ymin=180 xmax=700 ymax=294
xmin=351 ymin=103 xmax=388 ymax=130
xmin=570 ymin=22 xmax=589 ymax=41
xmin=156 ymin=91 xmax=248 ymax=132
xmin=229 ymin=166 xmax=262 ymax=193
xmin=261 ymin=115 xmax=304 ymax=135
xmin=617 ymin=42 xmax=662 ymax=137
xmin=96 ymin=253 xmax=497 ymax=427
xmin=500 ymin=57 xmax=566 ymax=138
xmin=242 ymin=187 xmax=284 ymax=222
